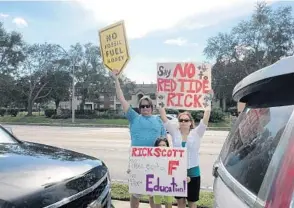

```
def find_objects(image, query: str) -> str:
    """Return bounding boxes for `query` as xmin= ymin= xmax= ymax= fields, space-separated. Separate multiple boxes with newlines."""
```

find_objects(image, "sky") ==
xmin=1 ymin=0 xmax=293 ymax=83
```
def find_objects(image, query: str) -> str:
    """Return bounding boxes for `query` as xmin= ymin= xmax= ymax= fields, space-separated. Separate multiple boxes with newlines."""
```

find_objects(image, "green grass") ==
xmin=111 ymin=183 xmax=214 ymax=208
xmin=0 ymin=114 xmax=231 ymax=129
xmin=0 ymin=115 xmax=129 ymax=125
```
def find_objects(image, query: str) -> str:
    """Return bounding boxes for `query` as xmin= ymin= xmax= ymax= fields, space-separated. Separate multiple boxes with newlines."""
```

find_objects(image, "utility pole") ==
xmin=72 ymin=65 xmax=75 ymax=123
xmin=57 ymin=45 xmax=76 ymax=123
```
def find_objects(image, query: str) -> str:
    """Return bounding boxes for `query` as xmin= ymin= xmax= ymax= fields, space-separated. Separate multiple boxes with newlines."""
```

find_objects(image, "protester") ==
xmin=158 ymin=90 xmax=213 ymax=208
xmin=112 ymin=70 xmax=167 ymax=208
xmin=153 ymin=137 xmax=173 ymax=208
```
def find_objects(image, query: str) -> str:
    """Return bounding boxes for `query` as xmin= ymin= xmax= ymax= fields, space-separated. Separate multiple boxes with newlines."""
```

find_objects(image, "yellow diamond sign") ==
xmin=99 ymin=20 xmax=130 ymax=74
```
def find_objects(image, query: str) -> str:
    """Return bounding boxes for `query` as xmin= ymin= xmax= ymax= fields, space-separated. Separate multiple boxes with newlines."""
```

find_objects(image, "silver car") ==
xmin=212 ymin=56 xmax=294 ymax=208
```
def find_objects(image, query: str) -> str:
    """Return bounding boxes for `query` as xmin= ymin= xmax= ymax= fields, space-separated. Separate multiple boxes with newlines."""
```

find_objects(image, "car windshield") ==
xmin=0 ymin=127 xmax=16 ymax=144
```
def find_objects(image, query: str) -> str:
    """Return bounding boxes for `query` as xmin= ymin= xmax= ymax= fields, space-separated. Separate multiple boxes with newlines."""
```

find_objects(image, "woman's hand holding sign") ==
xmin=202 ymin=89 xmax=214 ymax=126
xmin=112 ymin=69 xmax=130 ymax=113
xmin=111 ymin=69 xmax=119 ymax=79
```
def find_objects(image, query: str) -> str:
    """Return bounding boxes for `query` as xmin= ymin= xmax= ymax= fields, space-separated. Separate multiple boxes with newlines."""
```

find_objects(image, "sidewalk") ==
xmin=112 ymin=200 xmax=178 ymax=207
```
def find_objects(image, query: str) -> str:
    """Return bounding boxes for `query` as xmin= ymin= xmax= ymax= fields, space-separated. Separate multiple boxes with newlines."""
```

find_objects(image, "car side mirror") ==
xmin=212 ymin=157 xmax=220 ymax=178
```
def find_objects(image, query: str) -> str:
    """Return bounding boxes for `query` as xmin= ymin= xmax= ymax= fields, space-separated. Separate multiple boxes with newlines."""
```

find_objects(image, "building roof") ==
xmin=132 ymin=84 xmax=156 ymax=95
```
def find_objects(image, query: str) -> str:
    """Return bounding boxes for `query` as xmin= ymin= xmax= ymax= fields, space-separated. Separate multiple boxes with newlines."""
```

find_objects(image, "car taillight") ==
xmin=265 ymin=135 xmax=294 ymax=208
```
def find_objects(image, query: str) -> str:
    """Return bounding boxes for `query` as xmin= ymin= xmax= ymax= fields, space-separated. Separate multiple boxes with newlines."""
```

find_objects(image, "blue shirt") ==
xmin=126 ymin=107 xmax=166 ymax=146
xmin=182 ymin=141 xmax=200 ymax=177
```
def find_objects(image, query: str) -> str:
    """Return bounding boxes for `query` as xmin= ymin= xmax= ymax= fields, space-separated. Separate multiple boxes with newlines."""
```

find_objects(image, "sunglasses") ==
xmin=139 ymin=105 xmax=151 ymax=109
xmin=179 ymin=119 xmax=191 ymax=123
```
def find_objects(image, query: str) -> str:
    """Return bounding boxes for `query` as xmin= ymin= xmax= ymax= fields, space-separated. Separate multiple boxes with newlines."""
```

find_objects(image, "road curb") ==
xmin=2 ymin=122 xmax=230 ymax=131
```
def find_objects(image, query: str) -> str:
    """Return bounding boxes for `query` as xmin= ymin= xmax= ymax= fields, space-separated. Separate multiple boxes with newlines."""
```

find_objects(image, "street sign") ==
xmin=99 ymin=20 xmax=130 ymax=74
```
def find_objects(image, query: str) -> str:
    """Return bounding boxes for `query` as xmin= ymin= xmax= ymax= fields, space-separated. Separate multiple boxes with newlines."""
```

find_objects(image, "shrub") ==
xmin=209 ymin=108 xmax=226 ymax=123
xmin=76 ymin=114 xmax=98 ymax=119
xmin=75 ymin=110 xmax=96 ymax=115
xmin=190 ymin=108 xmax=226 ymax=123
xmin=50 ymin=109 xmax=127 ymax=119
xmin=61 ymin=109 xmax=71 ymax=117
xmin=191 ymin=111 xmax=204 ymax=122
xmin=51 ymin=114 xmax=70 ymax=119
xmin=7 ymin=109 xmax=19 ymax=117
xmin=75 ymin=110 xmax=97 ymax=119
xmin=227 ymin=106 xmax=238 ymax=116
xmin=96 ymin=108 xmax=108 ymax=112
xmin=51 ymin=109 xmax=71 ymax=119
xmin=45 ymin=109 xmax=56 ymax=118
xmin=0 ymin=109 xmax=6 ymax=116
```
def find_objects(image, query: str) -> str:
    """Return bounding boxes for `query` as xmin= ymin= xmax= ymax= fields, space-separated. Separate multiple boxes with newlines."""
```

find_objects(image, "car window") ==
xmin=220 ymin=105 xmax=294 ymax=196
xmin=0 ymin=127 xmax=16 ymax=144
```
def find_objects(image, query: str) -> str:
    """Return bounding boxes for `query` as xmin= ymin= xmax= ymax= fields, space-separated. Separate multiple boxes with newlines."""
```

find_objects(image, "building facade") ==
xmin=54 ymin=83 xmax=219 ymax=111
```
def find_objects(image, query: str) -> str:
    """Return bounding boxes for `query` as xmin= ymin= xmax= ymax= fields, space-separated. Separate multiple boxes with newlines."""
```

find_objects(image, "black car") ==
xmin=0 ymin=125 xmax=111 ymax=208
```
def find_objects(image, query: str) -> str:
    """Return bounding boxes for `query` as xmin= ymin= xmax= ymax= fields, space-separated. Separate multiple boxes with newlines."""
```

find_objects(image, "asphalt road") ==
xmin=4 ymin=125 xmax=229 ymax=190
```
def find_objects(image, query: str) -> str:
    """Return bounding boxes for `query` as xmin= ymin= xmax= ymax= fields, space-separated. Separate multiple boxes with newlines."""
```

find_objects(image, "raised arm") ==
xmin=202 ymin=110 xmax=211 ymax=126
xmin=158 ymin=106 xmax=168 ymax=123
xmin=112 ymin=70 xmax=130 ymax=113
xmin=191 ymin=90 xmax=214 ymax=138
xmin=202 ymin=89 xmax=214 ymax=126
xmin=158 ymin=106 xmax=181 ymax=147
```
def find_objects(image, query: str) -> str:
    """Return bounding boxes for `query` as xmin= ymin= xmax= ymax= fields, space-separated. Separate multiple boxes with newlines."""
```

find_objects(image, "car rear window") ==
xmin=220 ymin=105 xmax=294 ymax=196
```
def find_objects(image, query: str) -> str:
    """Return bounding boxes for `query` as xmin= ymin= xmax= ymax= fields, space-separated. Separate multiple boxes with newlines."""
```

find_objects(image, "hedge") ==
xmin=45 ymin=109 xmax=125 ymax=119
xmin=0 ymin=109 xmax=19 ymax=117
xmin=44 ymin=107 xmax=226 ymax=123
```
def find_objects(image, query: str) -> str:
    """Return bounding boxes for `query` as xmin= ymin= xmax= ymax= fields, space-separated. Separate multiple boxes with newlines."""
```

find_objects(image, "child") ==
xmin=153 ymin=137 xmax=174 ymax=208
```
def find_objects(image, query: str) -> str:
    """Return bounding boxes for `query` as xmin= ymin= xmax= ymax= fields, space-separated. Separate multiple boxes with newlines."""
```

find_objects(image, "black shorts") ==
xmin=175 ymin=176 xmax=200 ymax=202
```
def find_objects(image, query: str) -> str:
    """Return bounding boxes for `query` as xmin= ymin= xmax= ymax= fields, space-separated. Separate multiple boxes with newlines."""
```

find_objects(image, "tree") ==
xmin=0 ymin=22 xmax=25 ymax=107
xmin=67 ymin=43 xmax=113 ymax=110
xmin=118 ymin=74 xmax=136 ymax=100
xmin=0 ymin=22 xmax=25 ymax=75
xmin=46 ymin=70 xmax=72 ymax=110
xmin=204 ymin=2 xmax=294 ymax=108
xmin=19 ymin=43 xmax=63 ymax=116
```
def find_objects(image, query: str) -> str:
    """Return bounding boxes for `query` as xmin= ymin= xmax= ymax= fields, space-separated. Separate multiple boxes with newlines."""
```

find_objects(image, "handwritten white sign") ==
xmin=157 ymin=62 xmax=212 ymax=110
xmin=128 ymin=146 xmax=187 ymax=197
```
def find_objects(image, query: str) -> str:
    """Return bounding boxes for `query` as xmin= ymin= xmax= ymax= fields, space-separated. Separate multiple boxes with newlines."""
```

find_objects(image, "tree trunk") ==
xmin=55 ymin=100 xmax=60 ymax=110
xmin=27 ymin=99 xmax=33 ymax=116
xmin=222 ymin=97 xmax=227 ymax=111
xmin=80 ymin=99 xmax=85 ymax=110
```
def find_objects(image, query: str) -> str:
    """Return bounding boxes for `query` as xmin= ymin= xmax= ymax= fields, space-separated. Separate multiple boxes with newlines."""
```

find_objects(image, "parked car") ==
xmin=212 ymin=56 xmax=294 ymax=208
xmin=0 ymin=125 xmax=111 ymax=208
xmin=156 ymin=114 xmax=179 ymax=132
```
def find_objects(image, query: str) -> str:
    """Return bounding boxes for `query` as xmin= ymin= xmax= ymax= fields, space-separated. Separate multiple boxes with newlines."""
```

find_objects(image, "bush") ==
xmin=75 ymin=110 xmax=96 ymax=115
xmin=45 ymin=109 xmax=56 ymax=118
xmin=48 ymin=108 xmax=127 ymax=120
xmin=191 ymin=110 xmax=204 ymax=122
xmin=75 ymin=110 xmax=97 ymax=119
xmin=51 ymin=109 xmax=70 ymax=119
xmin=0 ymin=109 xmax=6 ymax=116
xmin=51 ymin=114 xmax=67 ymax=119
xmin=209 ymin=108 xmax=226 ymax=123
xmin=96 ymin=108 xmax=108 ymax=112
xmin=227 ymin=106 xmax=238 ymax=116
xmin=7 ymin=109 xmax=19 ymax=117
xmin=190 ymin=108 xmax=226 ymax=123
